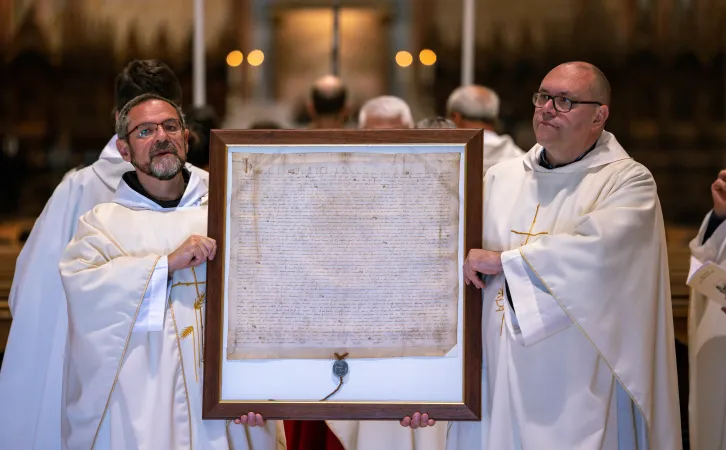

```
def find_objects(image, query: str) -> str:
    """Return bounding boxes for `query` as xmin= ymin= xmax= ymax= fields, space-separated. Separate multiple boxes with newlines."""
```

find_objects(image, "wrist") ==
xmin=166 ymin=255 xmax=178 ymax=274
xmin=493 ymin=251 xmax=503 ymax=272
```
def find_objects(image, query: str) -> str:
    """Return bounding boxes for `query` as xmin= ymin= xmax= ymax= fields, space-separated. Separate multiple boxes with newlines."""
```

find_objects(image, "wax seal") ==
xmin=332 ymin=360 xmax=349 ymax=378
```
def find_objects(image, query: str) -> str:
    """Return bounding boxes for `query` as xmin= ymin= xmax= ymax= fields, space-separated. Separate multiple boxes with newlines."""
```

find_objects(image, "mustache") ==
xmin=149 ymin=140 xmax=179 ymax=158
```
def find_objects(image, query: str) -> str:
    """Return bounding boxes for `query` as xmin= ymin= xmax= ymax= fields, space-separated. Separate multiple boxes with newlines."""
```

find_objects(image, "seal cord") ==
xmin=320 ymin=352 xmax=349 ymax=401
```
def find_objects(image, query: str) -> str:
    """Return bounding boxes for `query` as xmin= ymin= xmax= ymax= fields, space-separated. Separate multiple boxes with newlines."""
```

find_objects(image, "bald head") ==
xmin=310 ymin=75 xmax=347 ymax=116
xmin=446 ymin=85 xmax=500 ymax=130
xmin=550 ymin=62 xmax=611 ymax=105
xmin=533 ymin=61 xmax=611 ymax=164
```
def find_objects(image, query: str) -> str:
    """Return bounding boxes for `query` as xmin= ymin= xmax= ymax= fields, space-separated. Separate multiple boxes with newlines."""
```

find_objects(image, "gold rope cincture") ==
xmin=320 ymin=352 xmax=349 ymax=401
xmin=190 ymin=267 xmax=206 ymax=366
xmin=173 ymin=267 xmax=207 ymax=382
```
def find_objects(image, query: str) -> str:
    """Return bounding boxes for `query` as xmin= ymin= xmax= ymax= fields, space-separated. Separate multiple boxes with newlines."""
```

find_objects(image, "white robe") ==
xmin=58 ymin=171 xmax=284 ymax=450
xmin=447 ymin=131 xmax=681 ymax=449
xmin=688 ymin=212 xmax=726 ymax=450
xmin=0 ymin=136 xmax=208 ymax=450
xmin=327 ymin=420 xmax=446 ymax=450
xmin=323 ymin=131 xmax=523 ymax=450
xmin=482 ymin=131 xmax=524 ymax=174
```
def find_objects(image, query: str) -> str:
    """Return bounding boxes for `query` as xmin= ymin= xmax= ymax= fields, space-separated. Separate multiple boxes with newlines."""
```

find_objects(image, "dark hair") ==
xmin=311 ymin=85 xmax=347 ymax=116
xmin=185 ymin=105 xmax=220 ymax=168
xmin=249 ymin=120 xmax=283 ymax=130
xmin=114 ymin=59 xmax=182 ymax=112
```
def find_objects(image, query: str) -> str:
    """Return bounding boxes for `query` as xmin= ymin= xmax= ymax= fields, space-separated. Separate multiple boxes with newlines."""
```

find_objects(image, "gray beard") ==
xmin=129 ymin=141 xmax=186 ymax=181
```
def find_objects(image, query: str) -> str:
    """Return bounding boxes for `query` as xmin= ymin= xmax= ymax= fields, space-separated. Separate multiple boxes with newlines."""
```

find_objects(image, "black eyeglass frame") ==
xmin=532 ymin=92 xmax=603 ymax=113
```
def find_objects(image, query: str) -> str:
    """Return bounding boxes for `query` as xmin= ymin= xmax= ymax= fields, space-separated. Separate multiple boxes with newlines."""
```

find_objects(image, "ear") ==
xmin=116 ymin=138 xmax=131 ymax=162
xmin=451 ymin=112 xmax=463 ymax=127
xmin=593 ymin=105 xmax=609 ymax=128
xmin=183 ymin=128 xmax=190 ymax=154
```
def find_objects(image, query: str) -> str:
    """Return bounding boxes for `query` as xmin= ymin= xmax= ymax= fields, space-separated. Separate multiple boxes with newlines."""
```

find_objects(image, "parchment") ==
xmin=227 ymin=152 xmax=460 ymax=359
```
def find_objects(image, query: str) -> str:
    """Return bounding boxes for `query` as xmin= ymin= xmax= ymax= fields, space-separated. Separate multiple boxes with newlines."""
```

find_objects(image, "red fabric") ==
xmin=284 ymin=420 xmax=345 ymax=450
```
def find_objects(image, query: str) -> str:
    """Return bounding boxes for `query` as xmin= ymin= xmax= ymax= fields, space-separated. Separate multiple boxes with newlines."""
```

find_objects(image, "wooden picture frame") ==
xmin=203 ymin=129 xmax=483 ymax=420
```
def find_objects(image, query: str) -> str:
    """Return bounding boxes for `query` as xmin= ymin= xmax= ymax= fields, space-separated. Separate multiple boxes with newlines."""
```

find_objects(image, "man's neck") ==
xmin=136 ymin=170 xmax=186 ymax=201
xmin=312 ymin=116 xmax=345 ymax=129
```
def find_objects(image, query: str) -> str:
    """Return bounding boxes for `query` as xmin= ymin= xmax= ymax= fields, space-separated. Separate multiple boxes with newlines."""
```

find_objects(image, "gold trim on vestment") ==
xmin=169 ymin=292 xmax=195 ymax=448
xmin=518 ymin=248 xmax=653 ymax=446
xmin=90 ymin=256 xmax=161 ymax=449
xmin=191 ymin=267 xmax=206 ymax=367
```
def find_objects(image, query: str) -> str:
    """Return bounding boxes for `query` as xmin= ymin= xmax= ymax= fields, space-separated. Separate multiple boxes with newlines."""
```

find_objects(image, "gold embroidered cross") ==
xmin=510 ymin=204 xmax=548 ymax=245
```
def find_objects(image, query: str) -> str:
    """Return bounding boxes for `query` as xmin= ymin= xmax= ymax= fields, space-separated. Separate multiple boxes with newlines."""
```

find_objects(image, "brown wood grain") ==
xmin=203 ymin=130 xmax=228 ymax=416
xmin=203 ymin=128 xmax=483 ymax=420
xmin=463 ymin=129 xmax=483 ymax=421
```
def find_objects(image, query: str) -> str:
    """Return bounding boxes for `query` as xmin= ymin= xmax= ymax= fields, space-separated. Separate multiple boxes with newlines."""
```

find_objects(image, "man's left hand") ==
xmin=400 ymin=412 xmax=435 ymax=429
xmin=234 ymin=412 xmax=266 ymax=427
xmin=464 ymin=249 xmax=503 ymax=289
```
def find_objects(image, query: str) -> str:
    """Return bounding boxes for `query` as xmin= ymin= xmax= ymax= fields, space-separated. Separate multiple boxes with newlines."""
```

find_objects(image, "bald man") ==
xmin=410 ymin=62 xmax=681 ymax=449
xmin=308 ymin=75 xmax=349 ymax=129
xmin=446 ymin=85 xmax=524 ymax=173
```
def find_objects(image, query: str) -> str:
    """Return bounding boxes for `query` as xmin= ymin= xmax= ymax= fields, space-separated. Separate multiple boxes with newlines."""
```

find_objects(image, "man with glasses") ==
xmin=417 ymin=62 xmax=682 ymax=449
xmin=0 ymin=59 xmax=207 ymax=450
xmin=58 ymin=94 xmax=282 ymax=449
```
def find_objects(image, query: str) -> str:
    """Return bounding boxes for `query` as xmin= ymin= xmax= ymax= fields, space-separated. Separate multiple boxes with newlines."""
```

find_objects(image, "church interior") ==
xmin=0 ymin=0 xmax=725 ymax=448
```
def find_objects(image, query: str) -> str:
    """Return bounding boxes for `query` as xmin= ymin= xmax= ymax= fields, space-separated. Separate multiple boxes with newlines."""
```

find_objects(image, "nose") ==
xmin=153 ymin=124 xmax=172 ymax=140
xmin=540 ymin=97 xmax=557 ymax=115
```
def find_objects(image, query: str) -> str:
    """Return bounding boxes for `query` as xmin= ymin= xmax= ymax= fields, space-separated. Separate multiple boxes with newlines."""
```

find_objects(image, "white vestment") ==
xmin=447 ymin=132 xmax=681 ymax=450
xmin=482 ymin=130 xmax=524 ymax=174
xmin=688 ymin=212 xmax=726 ymax=450
xmin=0 ymin=135 xmax=207 ymax=450
xmin=327 ymin=420 xmax=446 ymax=450
xmin=323 ymin=130 xmax=522 ymax=450
xmin=58 ymin=171 xmax=284 ymax=450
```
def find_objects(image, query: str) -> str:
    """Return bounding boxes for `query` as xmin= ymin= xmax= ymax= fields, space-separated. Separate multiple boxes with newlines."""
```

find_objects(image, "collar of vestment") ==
xmin=91 ymin=135 xmax=134 ymax=192
xmin=539 ymin=140 xmax=598 ymax=169
xmin=114 ymin=167 xmax=208 ymax=211
xmin=523 ymin=131 xmax=631 ymax=174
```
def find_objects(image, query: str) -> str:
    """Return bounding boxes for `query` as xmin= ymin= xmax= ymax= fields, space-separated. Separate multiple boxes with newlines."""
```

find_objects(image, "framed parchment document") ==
xmin=203 ymin=129 xmax=483 ymax=420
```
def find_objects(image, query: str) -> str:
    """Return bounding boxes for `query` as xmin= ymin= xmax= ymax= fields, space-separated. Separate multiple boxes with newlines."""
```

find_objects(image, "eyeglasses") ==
xmin=126 ymin=118 xmax=183 ymax=140
xmin=532 ymin=92 xmax=602 ymax=113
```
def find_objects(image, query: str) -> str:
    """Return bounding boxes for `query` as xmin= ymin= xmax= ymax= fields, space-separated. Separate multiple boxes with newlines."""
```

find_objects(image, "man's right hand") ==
xmin=168 ymin=235 xmax=217 ymax=274
xmin=712 ymin=170 xmax=726 ymax=218
xmin=463 ymin=249 xmax=503 ymax=289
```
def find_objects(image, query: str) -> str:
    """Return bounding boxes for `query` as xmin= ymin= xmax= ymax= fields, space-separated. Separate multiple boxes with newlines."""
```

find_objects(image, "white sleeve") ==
xmin=691 ymin=210 xmax=726 ymax=264
xmin=132 ymin=256 xmax=169 ymax=332
xmin=500 ymin=248 xmax=572 ymax=346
